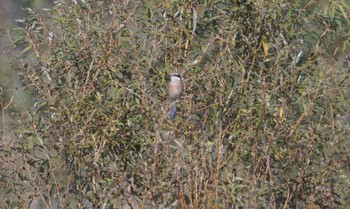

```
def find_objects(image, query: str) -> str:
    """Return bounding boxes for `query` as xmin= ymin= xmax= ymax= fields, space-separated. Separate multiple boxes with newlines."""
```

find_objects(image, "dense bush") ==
xmin=2 ymin=0 xmax=350 ymax=208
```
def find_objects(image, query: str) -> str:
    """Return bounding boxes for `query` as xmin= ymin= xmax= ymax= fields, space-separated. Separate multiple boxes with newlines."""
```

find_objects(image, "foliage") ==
xmin=2 ymin=0 xmax=350 ymax=208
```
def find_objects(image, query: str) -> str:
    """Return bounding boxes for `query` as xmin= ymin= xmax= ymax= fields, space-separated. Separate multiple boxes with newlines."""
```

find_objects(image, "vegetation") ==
xmin=2 ymin=0 xmax=350 ymax=208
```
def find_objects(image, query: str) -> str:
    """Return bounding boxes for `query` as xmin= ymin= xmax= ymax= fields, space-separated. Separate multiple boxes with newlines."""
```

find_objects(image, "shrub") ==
xmin=3 ymin=0 xmax=350 ymax=208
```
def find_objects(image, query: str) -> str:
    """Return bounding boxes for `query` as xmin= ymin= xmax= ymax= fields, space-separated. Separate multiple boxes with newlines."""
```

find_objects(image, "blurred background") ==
xmin=0 ymin=0 xmax=52 ymax=125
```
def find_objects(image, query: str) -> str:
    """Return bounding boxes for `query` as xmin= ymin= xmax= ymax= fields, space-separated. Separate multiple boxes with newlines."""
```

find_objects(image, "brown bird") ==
xmin=168 ymin=72 xmax=183 ymax=119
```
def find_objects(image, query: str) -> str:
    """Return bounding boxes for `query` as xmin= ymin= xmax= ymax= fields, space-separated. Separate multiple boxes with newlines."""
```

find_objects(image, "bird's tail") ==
xmin=169 ymin=101 xmax=176 ymax=119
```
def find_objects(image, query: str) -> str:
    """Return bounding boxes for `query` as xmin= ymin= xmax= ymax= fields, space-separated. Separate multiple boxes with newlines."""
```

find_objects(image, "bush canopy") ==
xmin=2 ymin=0 xmax=350 ymax=208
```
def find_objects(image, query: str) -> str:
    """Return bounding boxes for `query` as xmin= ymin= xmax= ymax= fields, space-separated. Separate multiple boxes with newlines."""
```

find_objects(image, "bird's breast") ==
xmin=168 ymin=81 xmax=183 ymax=100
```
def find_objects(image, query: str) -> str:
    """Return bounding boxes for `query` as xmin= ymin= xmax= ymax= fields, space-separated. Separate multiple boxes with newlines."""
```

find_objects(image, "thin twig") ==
xmin=1 ymin=93 xmax=14 ymax=146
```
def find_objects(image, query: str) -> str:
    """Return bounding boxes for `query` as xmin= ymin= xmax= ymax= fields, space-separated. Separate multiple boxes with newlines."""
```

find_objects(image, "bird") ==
xmin=168 ymin=72 xmax=183 ymax=119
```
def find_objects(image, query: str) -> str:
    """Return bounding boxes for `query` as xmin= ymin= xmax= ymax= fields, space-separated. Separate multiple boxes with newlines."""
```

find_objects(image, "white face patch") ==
xmin=170 ymin=75 xmax=182 ymax=82
xmin=169 ymin=72 xmax=182 ymax=81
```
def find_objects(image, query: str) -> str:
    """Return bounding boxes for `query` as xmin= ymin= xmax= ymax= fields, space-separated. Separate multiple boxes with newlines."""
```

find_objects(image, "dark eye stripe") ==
xmin=172 ymin=74 xmax=181 ymax=78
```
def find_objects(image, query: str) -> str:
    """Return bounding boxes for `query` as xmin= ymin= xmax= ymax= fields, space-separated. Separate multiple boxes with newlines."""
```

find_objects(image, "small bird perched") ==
xmin=168 ymin=72 xmax=183 ymax=119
